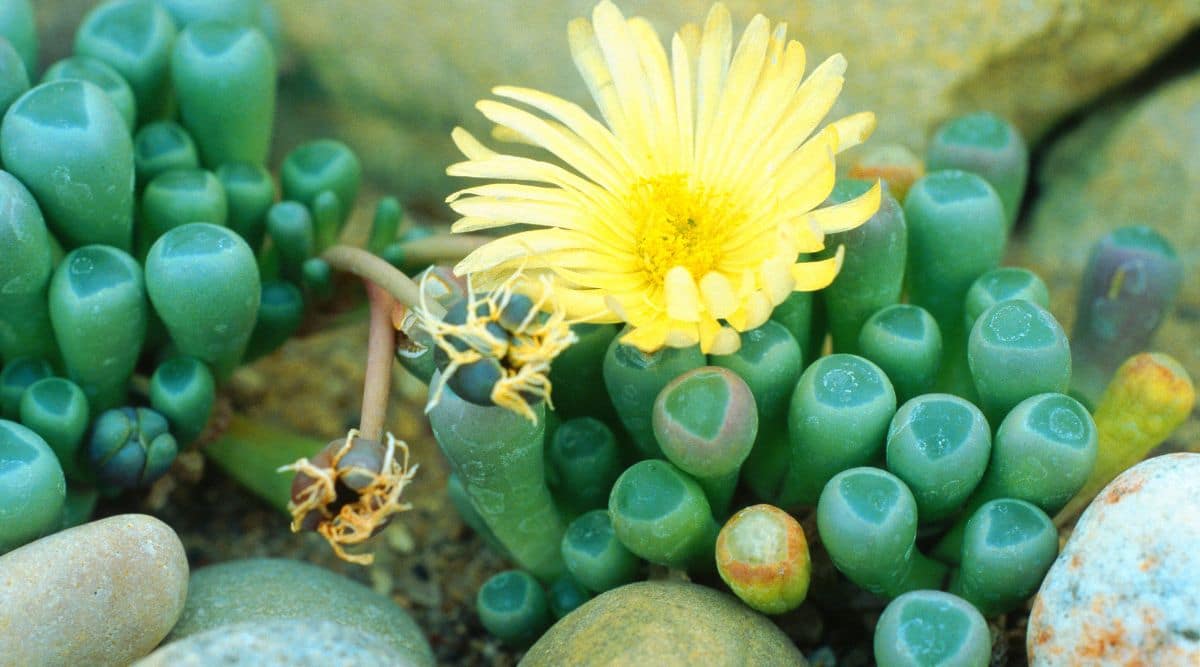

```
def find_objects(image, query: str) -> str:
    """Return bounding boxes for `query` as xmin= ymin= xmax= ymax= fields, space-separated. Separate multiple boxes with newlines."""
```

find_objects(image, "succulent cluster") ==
xmin=3 ymin=2 xmax=1192 ymax=664
xmin=409 ymin=111 xmax=1192 ymax=658
xmin=0 ymin=0 xmax=417 ymax=555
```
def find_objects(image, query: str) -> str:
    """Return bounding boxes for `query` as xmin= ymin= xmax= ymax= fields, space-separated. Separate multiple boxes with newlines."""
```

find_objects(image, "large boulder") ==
xmin=1027 ymin=70 xmax=1200 ymax=288
xmin=273 ymin=0 xmax=1199 ymax=209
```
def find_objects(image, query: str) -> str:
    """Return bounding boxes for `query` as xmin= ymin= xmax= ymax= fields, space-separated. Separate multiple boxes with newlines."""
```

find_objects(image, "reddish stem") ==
xmin=359 ymin=281 xmax=397 ymax=442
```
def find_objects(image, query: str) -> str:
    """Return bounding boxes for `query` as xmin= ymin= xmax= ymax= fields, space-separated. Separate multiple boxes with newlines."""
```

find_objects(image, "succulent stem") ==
xmin=393 ymin=233 xmax=492 ymax=268
xmin=320 ymin=244 xmax=445 ymax=318
xmin=358 ymin=282 xmax=396 ymax=442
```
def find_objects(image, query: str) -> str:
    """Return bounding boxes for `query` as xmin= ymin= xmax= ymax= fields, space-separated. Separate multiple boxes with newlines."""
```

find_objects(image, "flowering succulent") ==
xmin=446 ymin=1 xmax=880 ymax=354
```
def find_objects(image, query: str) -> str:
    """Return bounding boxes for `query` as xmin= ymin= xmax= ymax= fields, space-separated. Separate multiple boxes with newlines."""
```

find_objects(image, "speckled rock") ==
xmin=0 ymin=514 xmax=188 ymax=666
xmin=1024 ymin=70 xmax=1200 ymax=446
xmin=135 ymin=619 xmax=411 ymax=667
xmin=272 ymin=0 xmax=1198 ymax=210
xmin=167 ymin=558 xmax=433 ymax=666
xmin=1028 ymin=453 xmax=1200 ymax=666
xmin=520 ymin=580 xmax=807 ymax=666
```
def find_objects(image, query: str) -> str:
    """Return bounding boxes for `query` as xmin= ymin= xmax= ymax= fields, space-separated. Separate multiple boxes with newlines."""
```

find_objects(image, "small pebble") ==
xmin=167 ymin=557 xmax=433 ymax=666
xmin=0 ymin=514 xmax=188 ymax=666
xmin=135 ymin=619 xmax=412 ymax=666
xmin=1029 ymin=453 xmax=1200 ymax=665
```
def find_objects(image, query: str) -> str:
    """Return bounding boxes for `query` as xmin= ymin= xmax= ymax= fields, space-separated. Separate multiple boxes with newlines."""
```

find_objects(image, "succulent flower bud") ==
xmin=87 ymin=406 xmax=178 ymax=488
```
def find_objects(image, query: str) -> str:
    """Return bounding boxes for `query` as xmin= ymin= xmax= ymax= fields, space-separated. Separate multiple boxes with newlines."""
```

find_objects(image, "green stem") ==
xmin=397 ymin=233 xmax=491 ymax=267
xmin=887 ymin=552 xmax=949 ymax=598
xmin=428 ymin=379 xmax=565 ymax=580
xmin=320 ymin=245 xmax=445 ymax=318
xmin=447 ymin=472 xmax=511 ymax=558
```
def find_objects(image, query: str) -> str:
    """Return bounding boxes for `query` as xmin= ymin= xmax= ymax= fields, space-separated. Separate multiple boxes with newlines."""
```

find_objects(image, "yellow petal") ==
xmin=806 ymin=181 xmax=881 ymax=234
xmin=744 ymin=290 xmax=773 ymax=330
xmin=792 ymin=217 xmax=827 ymax=254
xmin=449 ymin=196 xmax=579 ymax=230
xmin=677 ymin=22 xmax=701 ymax=60
xmin=777 ymin=146 xmax=836 ymax=218
xmin=760 ymin=254 xmax=796 ymax=305
xmin=698 ymin=13 xmax=769 ymax=182
xmin=492 ymin=85 xmax=636 ymax=172
xmin=773 ymin=125 xmax=837 ymax=202
xmin=791 ymin=246 xmax=845 ymax=291
xmin=664 ymin=323 xmax=700 ymax=348
xmin=671 ymin=32 xmax=696 ymax=170
xmin=627 ymin=18 xmax=679 ymax=172
xmin=552 ymin=287 xmax=618 ymax=322
xmin=450 ymin=216 xmax=516 ymax=233
xmin=604 ymin=294 xmax=629 ymax=321
xmin=699 ymin=271 xmax=737 ymax=318
xmin=759 ymin=53 xmax=846 ymax=165
xmin=621 ymin=321 xmax=669 ymax=352
xmin=697 ymin=317 xmax=720 ymax=352
xmin=720 ymin=38 xmax=807 ymax=187
xmin=490 ymin=124 xmax=537 ymax=147
xmin=664 ymin=266 xmax=702 ymax=322
xmin=592 ymin=1 xmax=654 ymax=148
xmin=568 ymin=16 xmax=629 ymax=138
xmin=448 ymin=182 xmax=572 ymax=204
xmin=448 ymin=155 xmax=592 ymax=192
xmin=694 ymin=2 xmax=732 ymax=156
xmin=830 ymin=111 xmax=876 ymax=153
xmin=455 ymin=229 xmax=580 ymax=274
xmin=726 ymin=289 xmax=770 ymax=331
xmin=708 ymin=325 xmax=742 ymax=355
xmin=450 ymin=127 xmax=496 ymax=160
xmin=476 ymin=100 xmax=625 ymax=192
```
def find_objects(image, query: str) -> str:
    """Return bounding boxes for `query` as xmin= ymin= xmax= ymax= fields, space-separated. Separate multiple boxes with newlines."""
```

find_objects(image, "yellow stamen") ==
xmin=629 ymin=174 xmax=734 ymax=290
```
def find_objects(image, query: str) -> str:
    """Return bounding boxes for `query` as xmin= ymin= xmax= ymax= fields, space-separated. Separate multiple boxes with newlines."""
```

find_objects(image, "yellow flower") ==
xmin=447 ymin=1 xmax=880 ymax=354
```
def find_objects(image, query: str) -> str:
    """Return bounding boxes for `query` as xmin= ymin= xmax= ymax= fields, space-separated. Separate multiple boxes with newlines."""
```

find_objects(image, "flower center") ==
xmin=630 ymin=175 xmax=729 ymax=289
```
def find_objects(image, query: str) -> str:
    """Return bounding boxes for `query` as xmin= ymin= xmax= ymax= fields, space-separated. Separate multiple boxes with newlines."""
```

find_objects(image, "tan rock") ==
xmin=0 ymin=514 xmax=188 ymax=666
xmin=520 ymin=580 xmax=806 ymax=666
